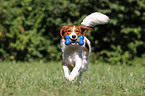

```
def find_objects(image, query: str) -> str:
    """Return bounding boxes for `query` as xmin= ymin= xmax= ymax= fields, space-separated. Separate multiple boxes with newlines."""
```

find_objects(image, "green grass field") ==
xmin=0 ymin=61 xmax=144 ymax=96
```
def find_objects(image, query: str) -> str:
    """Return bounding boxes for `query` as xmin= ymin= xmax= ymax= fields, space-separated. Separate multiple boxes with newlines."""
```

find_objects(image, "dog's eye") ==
xmin=67 ymin=30 xmax=71 ymax=32
xmin=76 ymin=30 xmax=80 ymax=35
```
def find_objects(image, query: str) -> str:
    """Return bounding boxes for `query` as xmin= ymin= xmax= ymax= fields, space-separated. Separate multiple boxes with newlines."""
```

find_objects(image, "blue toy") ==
xmin=64 ymin=35 xmax=84 ymax=45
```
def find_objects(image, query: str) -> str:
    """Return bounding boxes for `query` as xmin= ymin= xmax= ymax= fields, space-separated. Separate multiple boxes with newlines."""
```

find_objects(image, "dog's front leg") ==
xmin=69 ymin=59 xmax=82 ymax=81
xmin=63 ymin=65 xmax=70 ymax=80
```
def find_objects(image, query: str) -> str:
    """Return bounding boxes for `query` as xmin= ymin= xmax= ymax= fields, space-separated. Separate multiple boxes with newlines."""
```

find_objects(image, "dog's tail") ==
xmin=81 ymin=12 xmax=109 ymax=27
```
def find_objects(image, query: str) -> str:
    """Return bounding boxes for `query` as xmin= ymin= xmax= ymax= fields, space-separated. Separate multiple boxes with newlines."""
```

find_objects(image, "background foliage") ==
xmin=0 ymin=0 xmax=145 ymax=65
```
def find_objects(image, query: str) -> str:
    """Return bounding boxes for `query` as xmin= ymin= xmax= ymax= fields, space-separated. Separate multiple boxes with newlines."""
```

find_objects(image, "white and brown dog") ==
xmin=60 ymin=12 xmax=109 ymax=84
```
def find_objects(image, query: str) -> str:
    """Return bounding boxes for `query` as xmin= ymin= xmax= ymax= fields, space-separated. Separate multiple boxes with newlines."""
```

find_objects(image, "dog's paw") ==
xmin=77 ymin=81 xmax=81 ymax=85
xmin=65 ymin=75 xmax=70 ymax=80
xmin=68 ymin=74 xmax=74 ymax=81
xmin=64 ymin=76 xmax=74 ymax=83
xmin=68 ymin=77 xmax=73 ymax=81
xmin=64 ymin=75 xmax=75 ymax=82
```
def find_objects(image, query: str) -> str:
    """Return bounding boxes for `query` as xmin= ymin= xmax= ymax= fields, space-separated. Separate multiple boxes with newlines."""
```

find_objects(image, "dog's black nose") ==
xmin=72 ymin=35 xmax=76 ymax=38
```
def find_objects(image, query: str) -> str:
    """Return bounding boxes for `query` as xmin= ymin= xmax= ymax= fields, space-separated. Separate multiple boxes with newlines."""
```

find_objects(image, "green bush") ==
xmin=0 ymin=0 xmax=62 ymax=61
xmin=0 ymin=0 xmax=145 ymax=65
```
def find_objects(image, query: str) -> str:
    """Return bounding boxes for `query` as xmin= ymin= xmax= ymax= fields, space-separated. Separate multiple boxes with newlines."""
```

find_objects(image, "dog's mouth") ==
xmin=70 ymin=39 xmax=77 ymax=46
xmin=71 ymin=43 xmax=76 ymax=46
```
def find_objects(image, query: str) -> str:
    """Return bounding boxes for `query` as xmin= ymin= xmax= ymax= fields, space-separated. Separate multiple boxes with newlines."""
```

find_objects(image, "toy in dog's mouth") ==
xmin=64 ymin=35 xmax=84 ymax=46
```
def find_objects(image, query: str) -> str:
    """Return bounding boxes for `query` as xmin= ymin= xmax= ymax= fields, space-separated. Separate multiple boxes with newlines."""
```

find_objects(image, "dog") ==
xmin=60 ymin=12 xmax=109 ymax=84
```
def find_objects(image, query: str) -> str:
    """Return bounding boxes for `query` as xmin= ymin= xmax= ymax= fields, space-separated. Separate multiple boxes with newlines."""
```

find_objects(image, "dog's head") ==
xmin=60 ymin=25 xmax=92 ymax=41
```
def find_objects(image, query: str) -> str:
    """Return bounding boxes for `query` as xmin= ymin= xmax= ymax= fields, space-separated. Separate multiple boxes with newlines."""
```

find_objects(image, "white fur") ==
xmin=70 ymin=26 xmax=78 ymax=40
xmin=81 ymin=12 xmax=109 ymax=27
xmin=61 ymin=37 xmax=91 ymax=83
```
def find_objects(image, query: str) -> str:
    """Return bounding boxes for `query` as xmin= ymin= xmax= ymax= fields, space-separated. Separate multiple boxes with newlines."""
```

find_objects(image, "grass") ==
xmin=0 ymin=61 xmax=144 ymax=96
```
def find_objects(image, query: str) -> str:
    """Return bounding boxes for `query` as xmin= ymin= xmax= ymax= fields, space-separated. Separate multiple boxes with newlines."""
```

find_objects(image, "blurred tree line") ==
xmin=0 ymin=0 xmax=145 ymax=65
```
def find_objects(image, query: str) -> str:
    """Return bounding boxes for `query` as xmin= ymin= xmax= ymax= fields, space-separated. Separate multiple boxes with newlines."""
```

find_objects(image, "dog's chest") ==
xmin=64 ymin=45 xmax=84 ymax=61
xmin=64 ymin=46 xmax=83 ymax=58
xmin=64 ymin=48 xmax=83 ymax=67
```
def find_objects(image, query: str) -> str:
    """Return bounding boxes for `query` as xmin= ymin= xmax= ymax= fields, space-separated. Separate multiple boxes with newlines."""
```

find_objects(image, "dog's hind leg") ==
xmin=77 ymin=71 xmax=83 ymax=84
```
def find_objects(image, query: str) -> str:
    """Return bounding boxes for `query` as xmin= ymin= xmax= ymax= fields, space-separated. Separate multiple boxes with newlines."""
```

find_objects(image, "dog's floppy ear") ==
xmin=60 ymin=25 xmax=68 ymax=39
xmin=79 ymin=25 xmax=92 ymax=36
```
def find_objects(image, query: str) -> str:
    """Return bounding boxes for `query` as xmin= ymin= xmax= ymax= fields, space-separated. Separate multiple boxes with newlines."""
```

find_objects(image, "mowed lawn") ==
xmin=0 ymin=61 xmax=144 ymax=96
